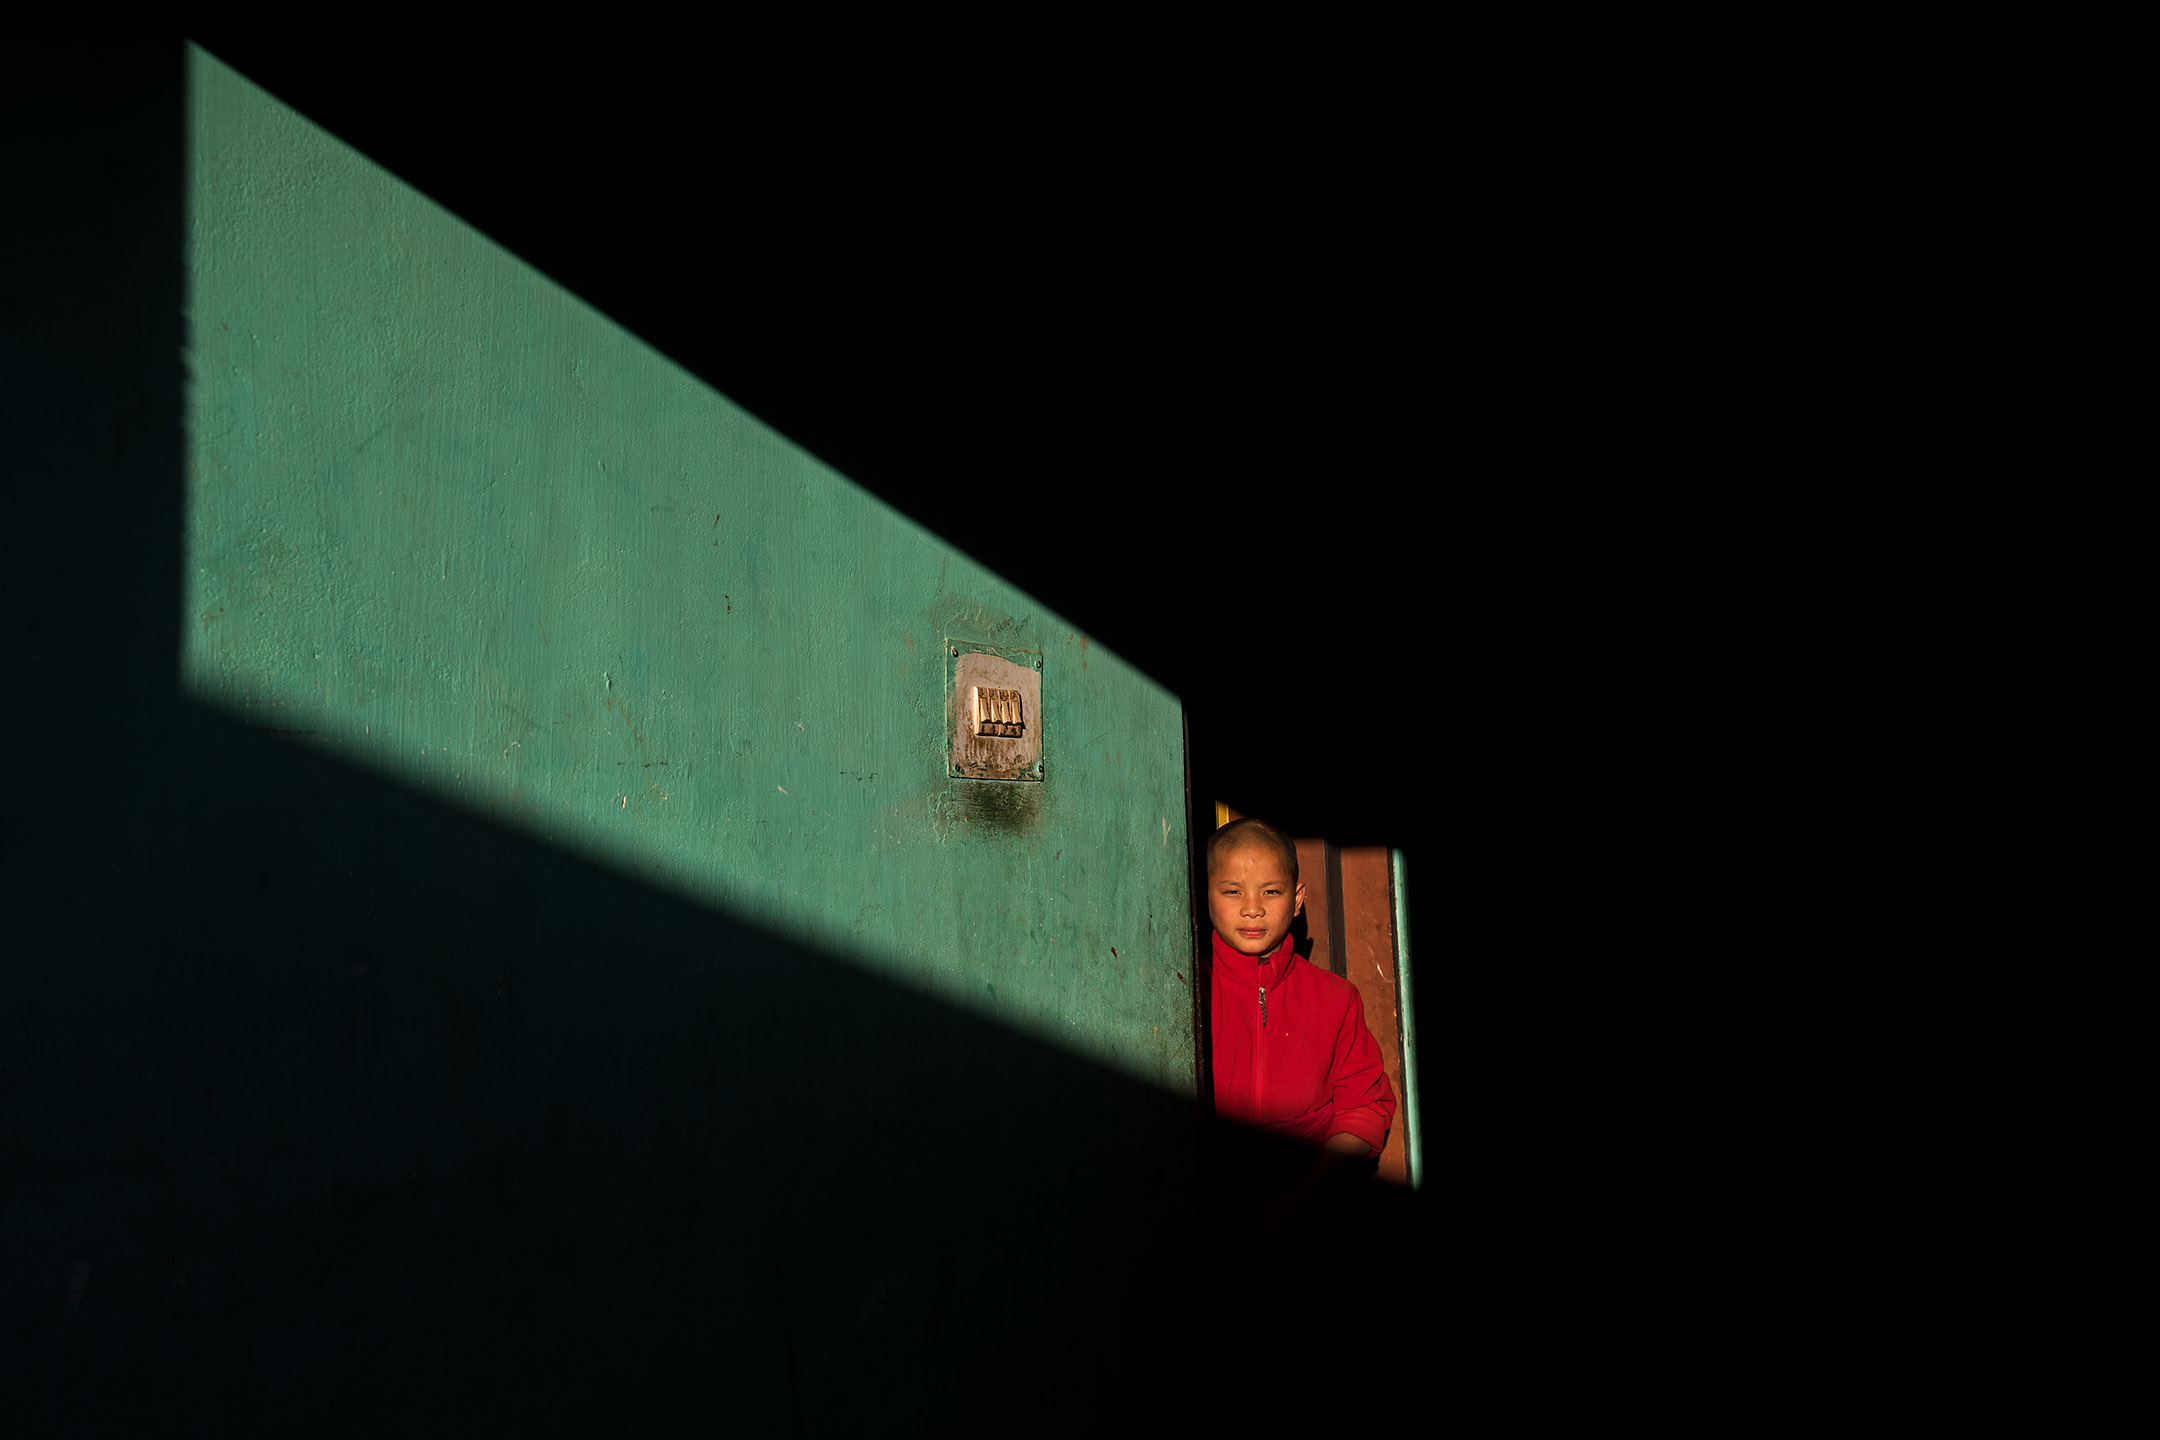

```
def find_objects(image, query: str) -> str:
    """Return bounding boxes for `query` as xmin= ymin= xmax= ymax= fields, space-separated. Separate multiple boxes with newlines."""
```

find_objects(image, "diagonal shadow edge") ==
xmin=167 ymin=28 xmax=1433 ymax=1145
xmin=2 ymin=30 xmax=1438 ymax=1431
xmin=174 ymin=28 xmax=1440 ymax=855
xmin=172 ymin=39 xmax=1201 ymax=1091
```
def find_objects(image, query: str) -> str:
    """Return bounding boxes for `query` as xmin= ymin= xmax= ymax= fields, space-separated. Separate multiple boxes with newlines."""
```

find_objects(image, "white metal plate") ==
xmin=948 ymin=641 xmax=1041 ymax=781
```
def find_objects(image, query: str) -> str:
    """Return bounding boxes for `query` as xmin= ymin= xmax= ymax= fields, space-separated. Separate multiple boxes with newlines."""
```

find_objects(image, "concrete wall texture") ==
xmin=4 ymin=41 xmax=1214 ymax=1433
xmin=182 ymin=50 xmax=1195 ymax=1089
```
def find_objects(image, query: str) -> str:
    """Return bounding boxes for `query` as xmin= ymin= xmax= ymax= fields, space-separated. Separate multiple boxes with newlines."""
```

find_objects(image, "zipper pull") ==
xmin=1258 ymin=985 xmax=1267 ymax=1028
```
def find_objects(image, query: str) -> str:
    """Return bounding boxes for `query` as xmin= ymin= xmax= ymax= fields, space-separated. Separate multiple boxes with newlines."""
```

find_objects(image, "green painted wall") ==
xmin=5 ymin=42 xmax=1215 ymax=1431
xmin=182 ymin=48 xmax=1192 ymax=1088
xmin=10 ymin=36 xmax=1456 ymax=1433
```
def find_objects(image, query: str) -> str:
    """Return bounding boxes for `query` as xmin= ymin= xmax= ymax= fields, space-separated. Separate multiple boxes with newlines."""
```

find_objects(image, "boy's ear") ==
xmin=1293 ymin=881 xmax=1306 ymax=917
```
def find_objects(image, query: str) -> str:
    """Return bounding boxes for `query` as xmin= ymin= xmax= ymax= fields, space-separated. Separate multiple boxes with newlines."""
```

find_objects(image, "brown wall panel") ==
xmin=1340 ymin=845 xmax=1408 ymax=1187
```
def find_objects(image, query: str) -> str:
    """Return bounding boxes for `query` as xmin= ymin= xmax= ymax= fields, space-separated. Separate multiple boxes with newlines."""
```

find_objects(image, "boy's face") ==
xmin=1207 ymin=841 xmax=1305 ymax=958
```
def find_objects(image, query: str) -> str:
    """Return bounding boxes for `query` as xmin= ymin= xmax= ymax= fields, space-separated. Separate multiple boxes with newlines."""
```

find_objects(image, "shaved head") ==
xmin=1207 ymin=816 xmax=1298 ymax=887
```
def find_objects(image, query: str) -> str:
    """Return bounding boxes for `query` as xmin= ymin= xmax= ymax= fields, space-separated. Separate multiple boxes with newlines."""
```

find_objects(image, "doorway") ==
xmin=1198 ymin=799 xmax=1418 ymax=1189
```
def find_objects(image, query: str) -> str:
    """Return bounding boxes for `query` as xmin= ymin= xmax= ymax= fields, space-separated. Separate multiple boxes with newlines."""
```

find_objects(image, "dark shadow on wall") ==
xmin=171 ymin=26 xmax=1452 ymax=852
xmin=168 ymin=22 xmax=1446 ymax=1148
xmin=2 ymin=30 xmax=1436 ymax=1435
xmin=6 ymin=708 xmax=1211 ymax=1435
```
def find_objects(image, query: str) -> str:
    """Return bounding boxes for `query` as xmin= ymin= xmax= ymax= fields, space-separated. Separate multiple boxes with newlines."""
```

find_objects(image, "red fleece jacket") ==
xmin=1207 ymin=930 xmax=1396 ymax=1155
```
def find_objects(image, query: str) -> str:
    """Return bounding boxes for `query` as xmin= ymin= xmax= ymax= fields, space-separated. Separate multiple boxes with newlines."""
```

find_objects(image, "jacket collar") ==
xmin=1209 ymin=929 xmax=1298 ymax=989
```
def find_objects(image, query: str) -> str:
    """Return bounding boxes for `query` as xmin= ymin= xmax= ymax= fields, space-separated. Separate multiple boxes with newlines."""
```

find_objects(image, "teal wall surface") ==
xmin=182 ymin=48 xmax=1193 ymax=1089
xmin=4 ymin=40 xmax=1218 ymax=1434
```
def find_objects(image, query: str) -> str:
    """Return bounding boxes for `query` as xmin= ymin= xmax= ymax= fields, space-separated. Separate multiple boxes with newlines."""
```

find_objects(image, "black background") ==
xmin=179 ymin=25 xmax=1456 ymax=844
xmin=4 ymin=24 xmax=1463 ymax=1432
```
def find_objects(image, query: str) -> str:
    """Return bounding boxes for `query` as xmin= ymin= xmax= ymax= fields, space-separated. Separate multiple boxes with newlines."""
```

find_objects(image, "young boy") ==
xmin=1205 ymin=816 xmax=1396 ymax=1180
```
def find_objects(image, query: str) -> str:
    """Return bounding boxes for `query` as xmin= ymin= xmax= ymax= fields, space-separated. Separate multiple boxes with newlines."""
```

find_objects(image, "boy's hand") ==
xmin=1321 ymin=1133 xmax=1371 ymax=1159
xmin=1290 ymin=1133 xmax=1369 ymax=1196
xmin=1231 ymin=1134 xmax=1372 ymax=1232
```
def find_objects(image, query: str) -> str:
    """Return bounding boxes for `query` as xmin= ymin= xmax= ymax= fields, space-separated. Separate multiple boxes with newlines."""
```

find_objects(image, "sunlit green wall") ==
xmin=181 ymin=47 xmax=1193 ymax=1090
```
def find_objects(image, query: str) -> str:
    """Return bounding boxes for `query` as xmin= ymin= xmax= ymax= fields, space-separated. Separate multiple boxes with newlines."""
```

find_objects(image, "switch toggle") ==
xmin=972 ymin=686 xmax=1025 ymax=738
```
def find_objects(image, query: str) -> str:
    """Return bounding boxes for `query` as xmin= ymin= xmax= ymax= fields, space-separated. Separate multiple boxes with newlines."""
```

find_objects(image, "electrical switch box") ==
xmin=948 ymin=641 xmax=1042 ymax=781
